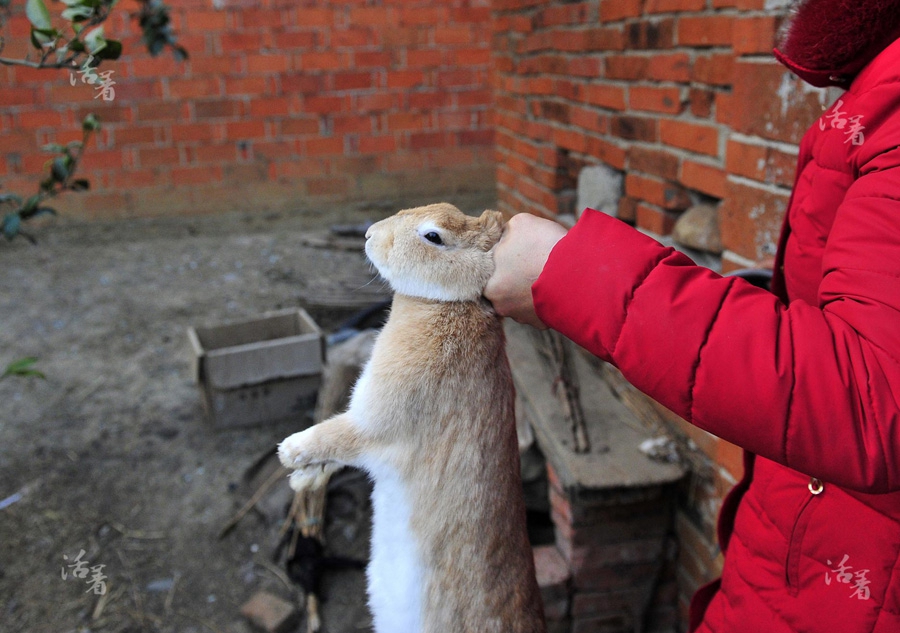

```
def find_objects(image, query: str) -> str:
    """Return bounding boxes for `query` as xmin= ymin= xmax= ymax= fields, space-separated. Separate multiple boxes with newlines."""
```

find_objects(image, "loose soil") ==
xmin=0 ymin=209 xmax=399 ymax=633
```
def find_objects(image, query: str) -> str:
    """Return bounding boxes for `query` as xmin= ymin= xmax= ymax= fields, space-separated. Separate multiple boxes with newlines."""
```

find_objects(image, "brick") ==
xmin=582 ymin=27 xmax=625 ymax=52
xmin=273 ymin=30 xmax=317 ymax=49
xmin=184 ymin=10 xmax=228 ymax=31
xmin=249 ymin=97 xmax=291 ymax=117
xmin=719 ymin=178 xmax=789 ymax=260
xmin=731 ymin=60 xmax=824 ymax=144
xmin=678 ymin=16 xmax=734 ymax=47
xmin=348 ymin=7 xmax=390 ymax=27
xmin=16 ymin=110 xmax=63 ymax=129
xmin=689 ymin=88 xmax=716 ymax=118
xmin=646 ymin=52 xmax=692 ymax=83
xmin=692 ymin=54 xmax=734 ymax=86
xmin=628 ymin=147 xmax=679 ymax=181
xmin=168 ymin=76 xmax=221 ymax=99
xmin=533 ymin=545 xmax=571 ymax=621
xmin=629 ymin=85 xmax=683 ymax=114
xmin=599 ymin=0 xmax=642 ymax=21
xmin=240 ymin=8 xmax=285 ymax=29
xmin=219 ymin=32 xmax=264 ymax=52
xmin=625 ymin=19 xmax=675 ymax=49
xmin=434 ymin=25 xmax=474 ymax=45
xmin=135 ymin=101 xmax=186 ymax=122
xmin=610 ymin=115 xmax=658 ymax=142
xmin=293 ymin=7 xmax=332 ymax=26
xmin=660 ymin=119 xmax=720 ymax=156
xmin=387 ymin=70 xmax=426 ymax=89
xmin=194 ymin=99 xmax=243 ymax=119
xmin=636 ymin=203 xmax=679 ymax=235
xmin=139 ymin=147 xmax=181 ymax=168
xmin=333 ymin=71 xmax=374 ymax=91
xmin=725 ymin=138 xmax=797 ymax=188
xmin=240 ymin=591 xmax=299 ymax=633
xmin=246 ymin=54 xmax=290 ymax=74
xmin=645 ymin=0 xmax=706 ymax=12
xmin=626 ymin=173 xmax=691 ymax=210
xmin=572 ymin=588 xmax=646 ymax=620
xmin=171 ymin=123 xmax=217 ymax=143
xmin=732 ymin=16 xmax=781 ymax=55
xmin=113 ymin=125 xmax=159 ymax=146
xmin=331 ymin=27 xmax=375 ymax=48
xmin=681 ymin=159 xmax=727 ymax=199
xmin=189 ymin=54 xmax=235 ymax=75
xmin=569 ymin=106 xmax=608 ymax=135
xmin=605 ymin=55 xmax=648 ymax=80
xmin=227 ymin=120 xmax=267 ymax=139
xmin=170 ymin=165 xmax=222 ymax=186
xmin=618 ymin=197 xmax=638 ymax=223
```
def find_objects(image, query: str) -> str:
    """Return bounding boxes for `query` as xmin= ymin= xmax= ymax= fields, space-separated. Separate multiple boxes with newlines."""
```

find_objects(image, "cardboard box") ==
xmin=188 ymin=309 xmax=325 ymax=428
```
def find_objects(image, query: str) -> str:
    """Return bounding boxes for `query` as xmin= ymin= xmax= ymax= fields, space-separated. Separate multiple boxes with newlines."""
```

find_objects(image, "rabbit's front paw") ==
xmin=288 ymin=463 xmax=339 ymax=493
xmin=278 ymin=432 xmax=312 ymax=469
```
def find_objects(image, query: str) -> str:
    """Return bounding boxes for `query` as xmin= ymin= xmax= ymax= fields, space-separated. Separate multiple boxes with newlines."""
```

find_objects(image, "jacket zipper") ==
xmin=785 ymin=478 xmax=824 ymax=595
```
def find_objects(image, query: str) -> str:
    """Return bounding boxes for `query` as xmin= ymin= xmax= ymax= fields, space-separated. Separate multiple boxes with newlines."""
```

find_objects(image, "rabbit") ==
xmin=278 ymin=202 xmax=547 ymax=633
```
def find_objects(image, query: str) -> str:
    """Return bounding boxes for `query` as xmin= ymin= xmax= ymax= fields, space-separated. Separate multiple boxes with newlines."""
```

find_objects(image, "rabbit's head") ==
xmin=365 ymin=203 xmax=504 ymax=302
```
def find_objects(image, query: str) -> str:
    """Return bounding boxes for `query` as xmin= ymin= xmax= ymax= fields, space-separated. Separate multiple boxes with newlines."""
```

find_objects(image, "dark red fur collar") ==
xmin=774 ymin=0 xmax=900 ymax=87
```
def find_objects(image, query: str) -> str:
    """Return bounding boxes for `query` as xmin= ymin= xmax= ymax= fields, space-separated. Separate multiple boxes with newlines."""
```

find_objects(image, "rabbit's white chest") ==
xmin=349 ymin=362 xmax=424 ymax=632
xmin=361 ymin=456 xmax=424 ymax=633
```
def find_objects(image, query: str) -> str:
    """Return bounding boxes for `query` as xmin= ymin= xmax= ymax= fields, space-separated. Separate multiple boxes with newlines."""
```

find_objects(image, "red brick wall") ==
xmin=0 ymin=0 xmax=495 ymax=220
xmin=492 ymin=0 xmax=831 ymax=627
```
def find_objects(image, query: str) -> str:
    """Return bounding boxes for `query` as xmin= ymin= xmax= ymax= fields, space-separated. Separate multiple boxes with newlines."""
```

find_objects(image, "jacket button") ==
xmin=808 ymin=478 xmax=824 ymax=495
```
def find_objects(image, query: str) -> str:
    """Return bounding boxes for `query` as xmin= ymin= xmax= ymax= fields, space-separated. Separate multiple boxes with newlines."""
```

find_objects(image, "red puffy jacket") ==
xmin=532 ymin=37 xmax=900 ymax=633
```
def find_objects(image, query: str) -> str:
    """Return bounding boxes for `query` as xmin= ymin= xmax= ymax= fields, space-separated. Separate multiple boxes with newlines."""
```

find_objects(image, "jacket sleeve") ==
xmin=533 ymin=86 xmax=900 ymax=493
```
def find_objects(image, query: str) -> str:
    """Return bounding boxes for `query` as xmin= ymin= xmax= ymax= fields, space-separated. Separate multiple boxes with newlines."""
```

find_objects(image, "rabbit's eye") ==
xmin=423 ymin=231 xmax=443 ymax=245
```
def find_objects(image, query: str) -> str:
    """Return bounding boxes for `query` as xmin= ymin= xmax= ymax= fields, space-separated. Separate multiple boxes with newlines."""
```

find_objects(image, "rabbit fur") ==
xmin=278 ymin=203 xmax=546 ymax=633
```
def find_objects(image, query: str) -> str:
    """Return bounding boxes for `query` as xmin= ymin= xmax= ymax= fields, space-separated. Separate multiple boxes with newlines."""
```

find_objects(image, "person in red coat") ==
xmin=486 ymin=2 xmax=900 ymax=632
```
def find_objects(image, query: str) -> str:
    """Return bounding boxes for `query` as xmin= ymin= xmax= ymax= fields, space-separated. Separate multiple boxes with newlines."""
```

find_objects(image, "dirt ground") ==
xmin=0 ymin=207 xmax=409 ymax=633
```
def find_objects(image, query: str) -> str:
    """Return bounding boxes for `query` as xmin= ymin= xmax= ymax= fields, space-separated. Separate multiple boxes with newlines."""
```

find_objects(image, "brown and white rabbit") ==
xmin=278 ymin=203 xmax=546 ymax=633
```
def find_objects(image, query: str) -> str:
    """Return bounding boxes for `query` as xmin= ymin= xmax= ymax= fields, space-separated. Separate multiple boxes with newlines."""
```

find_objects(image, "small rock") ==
xmin=576 ymin=164 xmax=624 ymax=218
xmin=672 ymin=203 xmax=723 ymax=254
xmin=240 ymin=591 xmax=299 ymax=633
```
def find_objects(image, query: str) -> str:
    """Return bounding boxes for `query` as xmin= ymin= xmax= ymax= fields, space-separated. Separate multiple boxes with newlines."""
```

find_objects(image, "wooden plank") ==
xmin=505 ymin=321 xmax=684 ymax=494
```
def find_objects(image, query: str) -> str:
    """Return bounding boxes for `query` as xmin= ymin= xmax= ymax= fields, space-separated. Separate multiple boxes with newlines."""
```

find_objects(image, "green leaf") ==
xmin=84 ymin=26 xmax=106 ymax=55
xmin=2 ymin=213 xmax=21 ymax=240
xmin=61 ymin=5 xmax=94 ymax=21
xmin=2 ymin=357 xmax=46 ymax=380
xmin=21 ymin=195 xmax=40 ymax=214
xmin=50 ymin=157 xmax=69 ymax=182
xmin=95 ymin=39 xmax=121 ymax=60
xmin=30 ymin=28 xmax=53 ymax=50
xmin=82 ymin=113 xmax=101 ymax=132
xmin=25 ymin=0 xmax=52 ymax=30
xmin=71 ymin=179 xmax=90 ymax=191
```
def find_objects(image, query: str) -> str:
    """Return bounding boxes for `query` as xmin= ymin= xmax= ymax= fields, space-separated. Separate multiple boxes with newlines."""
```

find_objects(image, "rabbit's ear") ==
xmin=477 ymin=210 xmax=504 ymax=248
